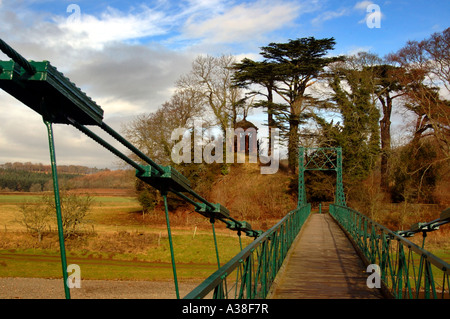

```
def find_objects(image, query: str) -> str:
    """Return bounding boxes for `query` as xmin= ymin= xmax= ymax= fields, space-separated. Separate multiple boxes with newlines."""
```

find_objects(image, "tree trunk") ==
xmin=267 ymin=88 xmax=274 ymax=156
xmin=379 ymin=95 xmax=392 ymax=192
xmin=288 ymin=116 xmax=300 ymax=173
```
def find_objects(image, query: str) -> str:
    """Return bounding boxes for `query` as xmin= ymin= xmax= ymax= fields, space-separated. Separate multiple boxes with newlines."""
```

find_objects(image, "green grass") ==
xmin=0 ymin=191 xmax=252 ymax=281
xmin=0 ymin=193 xmax=138 ymax=204
xmin=0 ymin=248 xmax=218 ymax=280
xmin=0 ymin=229 xmax=250 ymax=281
xmin=0 ymin=194 xmax=42 ymax=204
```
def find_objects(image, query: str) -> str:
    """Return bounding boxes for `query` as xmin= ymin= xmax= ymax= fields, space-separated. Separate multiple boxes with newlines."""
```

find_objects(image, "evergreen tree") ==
xmin=259 ymin=37 xmax=340 ymax=172
xmin=371 ymin=64 xmax=404 ymax=192
xmin=318 ymin=54 xmax=381 ymax=182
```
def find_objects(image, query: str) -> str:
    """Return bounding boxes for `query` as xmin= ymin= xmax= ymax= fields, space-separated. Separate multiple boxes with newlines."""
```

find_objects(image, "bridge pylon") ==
xmin=297 ymin=147 xmax=346 ymax=207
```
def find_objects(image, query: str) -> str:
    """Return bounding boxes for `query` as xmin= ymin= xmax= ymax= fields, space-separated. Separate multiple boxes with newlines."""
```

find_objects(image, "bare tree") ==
xmin=387 ymin=28 xmax=450 ymax=159
xmin=178 ymin=54 xmax=246 ymax=135
xmin=16 ymin=201 xmax=52 ymax=242
xmin=45 ymin=193 xmax=94 ymax=238
xmin=123 ymin=87 xmax=204 ymax=165
xmin=17 ymin=192 xmax=93 ymax=240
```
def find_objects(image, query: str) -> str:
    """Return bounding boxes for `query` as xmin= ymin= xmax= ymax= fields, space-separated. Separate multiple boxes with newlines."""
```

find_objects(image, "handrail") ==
xmin=330 ymin=204 xmax=450 ymax=299
xmin=184 ymin=204 xmax=311 ymax=299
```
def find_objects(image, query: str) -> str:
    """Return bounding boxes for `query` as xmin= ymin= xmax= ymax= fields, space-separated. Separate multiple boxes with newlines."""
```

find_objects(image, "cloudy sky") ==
xmin=0 ymin=0 xmax=448 ymax=169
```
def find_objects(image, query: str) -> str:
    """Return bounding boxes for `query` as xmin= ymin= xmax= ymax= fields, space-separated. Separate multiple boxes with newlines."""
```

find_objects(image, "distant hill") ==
xmin=0 ymin=162 xmax=134 ymax=192
xmin=68 ymin=169 xmax=135 ymax=190
xmin=0 ymin=162 xmax=108 ymax=175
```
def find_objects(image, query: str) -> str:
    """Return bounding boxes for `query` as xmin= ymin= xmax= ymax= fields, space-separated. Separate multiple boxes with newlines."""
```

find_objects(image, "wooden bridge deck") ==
xmin=269 ymin=213 xmax=384 ymax=299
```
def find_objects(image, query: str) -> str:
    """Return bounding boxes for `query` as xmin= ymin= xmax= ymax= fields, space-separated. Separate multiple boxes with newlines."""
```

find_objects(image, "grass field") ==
xmin=0 ymin=191 xmax=448 ymax=285
xmin=0 ymin=192 xmax=253 ymax=282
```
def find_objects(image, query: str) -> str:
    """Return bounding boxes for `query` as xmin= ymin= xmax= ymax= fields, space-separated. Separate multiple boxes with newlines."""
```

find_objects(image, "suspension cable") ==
xmin=100 ymin=122 xmax=164 ymax=174
xmin=68 ymin=119 xmax=145 ymax=174
xmin=0 ymin=38 xmax=36 ymax=75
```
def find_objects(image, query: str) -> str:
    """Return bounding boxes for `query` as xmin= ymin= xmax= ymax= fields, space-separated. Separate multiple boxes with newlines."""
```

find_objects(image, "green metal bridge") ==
xmin=0 ymin=39 xmax=449 ymax=300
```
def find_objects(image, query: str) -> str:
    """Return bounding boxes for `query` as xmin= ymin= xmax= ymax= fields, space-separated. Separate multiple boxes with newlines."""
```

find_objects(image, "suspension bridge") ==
xmin=0 ymin=39 xmax=449 ymax=300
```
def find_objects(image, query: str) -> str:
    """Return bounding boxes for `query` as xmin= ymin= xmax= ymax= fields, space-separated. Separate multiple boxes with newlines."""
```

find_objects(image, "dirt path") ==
xmin=0 ymin=277 xmax=202 ymax=299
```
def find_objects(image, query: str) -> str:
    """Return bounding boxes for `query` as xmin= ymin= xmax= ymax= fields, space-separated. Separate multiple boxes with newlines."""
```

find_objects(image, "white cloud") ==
xmin=0 ymin=4 xmax=194 ymax=168
xmin=183 ymin=1 xmax=302 ymax=43
xmin=55 ymin=5 xmax=171 ymax=50
xmin=354 ymin=1 xmax=375 ymax=11
xmin=309 ymin=1 xmax=384 ymax=27
xmin=311 ymin=8 xmax=350 ymax=26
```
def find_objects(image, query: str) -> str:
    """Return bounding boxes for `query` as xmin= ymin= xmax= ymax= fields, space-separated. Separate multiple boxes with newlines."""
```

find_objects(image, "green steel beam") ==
xmin=136 ymin=165 xmax=191 ymax=193
xmin=162 ymin=191 xmax=180 ymax=299
xmin=44 ymin=120 xmax=70 ymax=299
xmin=0 ymin=59 xmax=104 ymax=125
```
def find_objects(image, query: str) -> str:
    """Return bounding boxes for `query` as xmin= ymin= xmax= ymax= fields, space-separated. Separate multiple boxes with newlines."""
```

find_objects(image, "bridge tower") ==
xmin=297 ymin=147 xmax=346 ymax=207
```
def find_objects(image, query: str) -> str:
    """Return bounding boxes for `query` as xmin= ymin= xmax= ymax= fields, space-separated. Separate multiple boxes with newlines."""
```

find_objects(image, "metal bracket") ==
xmin=195 ymin=202 xmax=230 ymax=220
xmin=135 ymin=165 xmax=191 ymax=193
xmin=226 ymin=220 xmax=260 ymax=237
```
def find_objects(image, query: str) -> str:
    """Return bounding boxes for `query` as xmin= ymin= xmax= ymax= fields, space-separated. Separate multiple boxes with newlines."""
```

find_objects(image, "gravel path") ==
xmin=0 ymin=277 xmax=202 ymax=299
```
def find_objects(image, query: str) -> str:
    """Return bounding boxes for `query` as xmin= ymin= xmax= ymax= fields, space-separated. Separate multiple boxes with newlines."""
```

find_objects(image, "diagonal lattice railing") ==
xmin=330 ymin=205 xmax=450 ymax=299
xmin=184 ymin=203 xmax=311 ymax=299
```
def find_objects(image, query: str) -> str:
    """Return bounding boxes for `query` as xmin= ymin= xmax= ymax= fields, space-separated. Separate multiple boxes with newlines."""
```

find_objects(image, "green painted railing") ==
xmin=184 ymin=203 xmax=311 ymax=299
xmin=330 ymin=204 xmax=450 ymax=299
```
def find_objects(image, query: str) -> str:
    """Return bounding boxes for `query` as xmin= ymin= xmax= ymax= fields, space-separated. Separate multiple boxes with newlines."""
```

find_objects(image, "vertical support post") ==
xmin=260 ymin=242 xmax=267 ymax=298
xmin=238 ymin=231 xmax=243 ymax=251
xmin=211 ymin=218 xmax=225 ymax=299
xmin=298 ymin=147 xmax=306 ymax=207
xmin=162 ymin=190 xmax=180 ymax=299
xmin=211 ymin=218 xmax=221 ymax=269
xmin=319 ymin=203 xmax=322 ymax=214
xmin=335 ymin=147 xmax=346 ymax=207
xmin=44 ymin=120 xmax=70 ymax=299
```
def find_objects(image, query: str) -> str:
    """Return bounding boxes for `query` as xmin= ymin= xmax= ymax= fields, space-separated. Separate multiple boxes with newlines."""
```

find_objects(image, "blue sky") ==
xmin=10 ymin=0 xmax=448 ymax=57
xmin=0 ymin=0 xmax=449 ymax=168
xmin=15 ymin=0 xmax=449 ymax=56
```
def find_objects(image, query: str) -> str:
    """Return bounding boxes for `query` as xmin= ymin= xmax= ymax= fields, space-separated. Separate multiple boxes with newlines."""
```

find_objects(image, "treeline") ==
xmin=0 ymin=162 xmax=112 ymax=192
xmin=0 ymin=168 xmax=81 ymax=192
xmin=0 ymin=162 xmax=108 ymax=175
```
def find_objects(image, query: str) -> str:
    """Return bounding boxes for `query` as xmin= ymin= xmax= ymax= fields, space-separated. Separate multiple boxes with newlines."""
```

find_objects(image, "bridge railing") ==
xmin=184 ymin=203 xmax=311 ymax=299
xmin=330 ymin=204 xmax=450 ymax=299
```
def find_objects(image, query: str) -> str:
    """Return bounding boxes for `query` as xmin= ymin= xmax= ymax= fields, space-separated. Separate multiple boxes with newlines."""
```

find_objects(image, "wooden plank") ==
xmin=269 ymin=214 xmax=384 ymax=299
